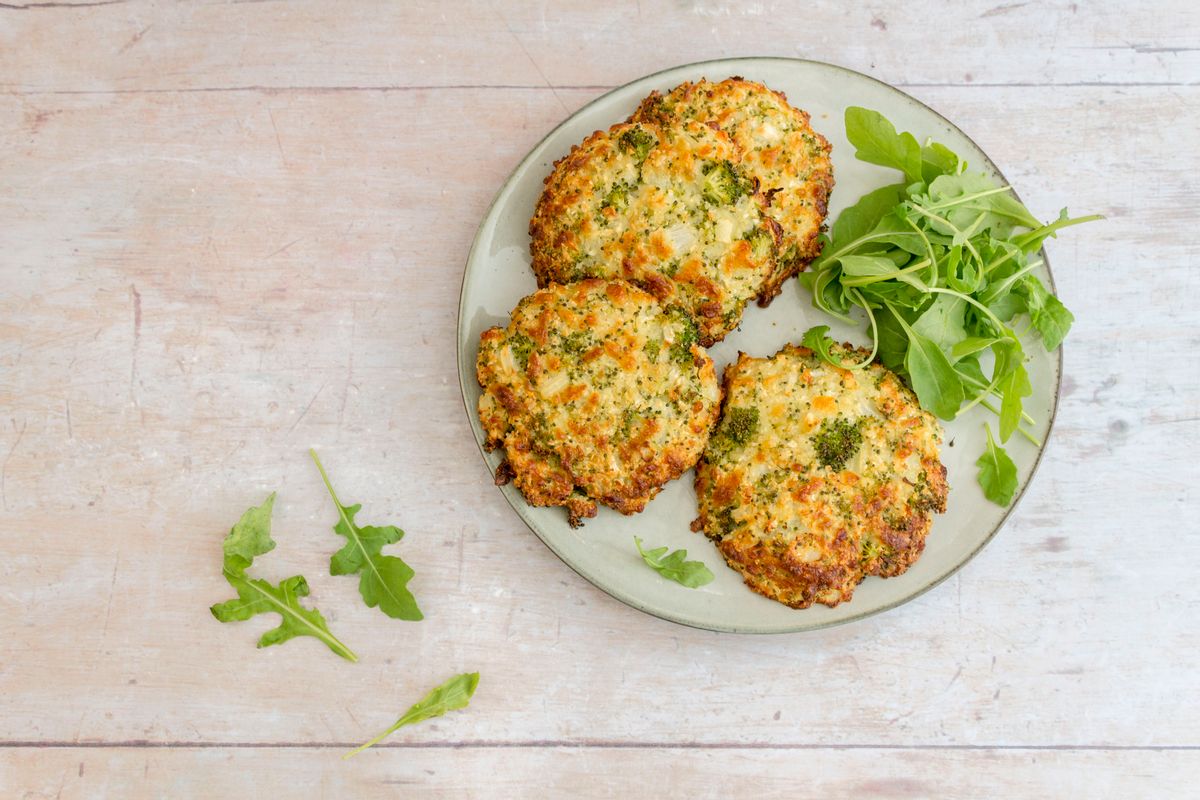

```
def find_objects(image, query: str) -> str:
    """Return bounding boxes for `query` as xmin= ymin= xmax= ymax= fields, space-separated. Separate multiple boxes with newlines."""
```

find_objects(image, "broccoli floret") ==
xmin=777 ymin=242 xmax=800 ymax=270
xmin=644 ymin=338 xmax=662 ymax=362
xmin=618 ymin=127 xmax=656 ymax=163
xmin=713 ymin=506 xmax=738 ymax=539
xmin=614 ymin=407 xmax=643 ymax=441
xmin=509 ymin=332 xmax=534 ymax=371
xmin=602 ymin=182 xmax=631 ymax=213
xmin=860 ymin=537 xmax=884 ymax=565
xmin=701 ymin=160 xmax=749 ymax=205
xmin=744 ymin=227 xmax=775 ymax=261
xmin=813 ymin=417 xmax=863 ymax=472
xmin=560 ymin=331 xmax=590 ymax=356
xmin=716 ymin=407 xmax=760 ymax=447
xmin=665 ymin=308 xmax=699 ymax=365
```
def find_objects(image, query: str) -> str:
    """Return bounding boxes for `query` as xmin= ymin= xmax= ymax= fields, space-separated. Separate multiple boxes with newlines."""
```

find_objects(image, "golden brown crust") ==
xmin=692 ymin=343 xmax=947 ymax=608
xmin=477 ymin=279 xmax=722 ymax=526
xmin=528 ymin=119 xmax=776 ymax=345
xmin=632 ymin=77 xmax=834 ymax=306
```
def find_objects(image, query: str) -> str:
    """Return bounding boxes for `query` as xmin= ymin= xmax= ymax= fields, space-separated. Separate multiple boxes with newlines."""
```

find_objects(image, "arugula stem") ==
xmin=841 ymin=258 xmax=931 ymax=287
xmin=983 ymin=259 xmax=1044 ymax=301
xmin=309 ymin=448 xmax=345 ymax=508
xmin=903 ymin=216 xmax=939 ymax=288
xmin=906 ymin=205 xmax=983 ymax=264
xmin=345 ymin=717 xmax=413 ymax=759
xmin=822 ymin=289 xmax=880 ymax=371
xmin=955 ymin=363 xmax=1038 ymax=428
xmin=814 ymin=228 xmax=913 ymax=269
xmin=919 ymin=185 xmax=1014 ymax=211
xmin=924 ymin=287 xmax=1010 ymax=335
xmin=978 ymin=399 xmax=1041 ymax=446
xmin=851 ymin=288 xmax=880 ymax=366
xmin=1013 ymin=213 xmax=1105 ymax=252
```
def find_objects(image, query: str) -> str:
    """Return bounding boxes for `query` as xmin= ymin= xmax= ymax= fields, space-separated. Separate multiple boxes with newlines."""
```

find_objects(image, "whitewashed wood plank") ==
xmin=0 ymin=78 xmax=1195 ymax=757
xmin=2 ymin=746 xmax=1197 ymax=799
xmin=0 ymin=0 xmax=1195 ymax=94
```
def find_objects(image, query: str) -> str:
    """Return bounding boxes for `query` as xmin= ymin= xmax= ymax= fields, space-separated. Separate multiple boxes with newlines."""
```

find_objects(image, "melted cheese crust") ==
xmin=633 ymin=77 xmax=834 ymax=304
xmin=477 ymin=280 xmax=722 ymax=526
xmin=528 ymin=120 xmax=776 ymax=345
xmin=693 ymin=344 xmax=947 ymax=608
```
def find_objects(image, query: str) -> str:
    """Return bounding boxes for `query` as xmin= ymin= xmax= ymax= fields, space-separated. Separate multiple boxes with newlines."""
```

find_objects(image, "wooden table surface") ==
xmin=2 ymin=1 xmax=1197 ymax=797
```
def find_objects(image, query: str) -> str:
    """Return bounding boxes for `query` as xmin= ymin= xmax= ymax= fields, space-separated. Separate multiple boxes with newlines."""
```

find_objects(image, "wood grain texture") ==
xmin=1 ymin=0 xmax=1197 ymax=796
xmin=4 ymin=747 xmax=1199 ymax=799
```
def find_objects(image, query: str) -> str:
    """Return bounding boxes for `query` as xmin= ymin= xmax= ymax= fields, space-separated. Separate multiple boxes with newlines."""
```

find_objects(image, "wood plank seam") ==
xmin=2 ymin=742 xmax=1198 ymax=751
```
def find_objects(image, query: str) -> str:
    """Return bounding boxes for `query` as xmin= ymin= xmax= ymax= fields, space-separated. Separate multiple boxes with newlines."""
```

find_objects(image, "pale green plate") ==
xmin=456 ymin=58 xmax=1059 ymax=633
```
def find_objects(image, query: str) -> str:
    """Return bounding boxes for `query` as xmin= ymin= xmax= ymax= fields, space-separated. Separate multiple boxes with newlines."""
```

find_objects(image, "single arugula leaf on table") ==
xmin=210 ymin=493 xmax=358 ymax=662
xmin=976 ymin=425 xmax=1019 ymax=505
xmin=345 ymin=672 xmax=480 ymax=758
xmin=309 ymin=449 xmax=423 ymax=621
xmin=634 ymin=536 xmax=715 ymax=588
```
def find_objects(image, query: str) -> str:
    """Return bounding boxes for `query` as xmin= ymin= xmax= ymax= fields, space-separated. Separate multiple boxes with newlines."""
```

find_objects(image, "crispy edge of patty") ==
xmin=527 ymin=119 xmax=774 ymax=346
xmin=632 ymin=77 xmax=834 ymax=306
xmin=691 ymin=343 xmax=948 ymax=609
xmin=476 ymin=279 xmax=722 ymax=527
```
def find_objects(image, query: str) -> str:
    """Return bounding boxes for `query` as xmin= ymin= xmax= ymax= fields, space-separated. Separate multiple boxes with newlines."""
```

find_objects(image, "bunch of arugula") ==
xmin=800 ymin=107 xmax=1100 ymax=505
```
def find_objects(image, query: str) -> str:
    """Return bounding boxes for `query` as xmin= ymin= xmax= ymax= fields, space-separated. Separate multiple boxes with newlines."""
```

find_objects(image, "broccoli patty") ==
xmin=528 ymin=120 xmax=778 ymax=345
xmin=633 ymin=77 xmax=834 ymax=304
xmin=477 ymin=279 xmax=722 ymax=526
xmin=692 ymin=343 xmax=947 ymax=608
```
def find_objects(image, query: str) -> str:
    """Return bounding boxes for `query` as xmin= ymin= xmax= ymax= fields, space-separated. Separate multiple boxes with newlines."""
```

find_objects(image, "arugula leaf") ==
xmin=1019 ymin=275 xmax=1074 ymax=350
xmin=845 ymin=106 xmax=923 ymax=184
xmin=210 ymin=494 xmax=358 ymax=662
xmin=220 ymin=491 xmax=277 ymax=572
xmin=802 ymin=325 xmax=840 ymax=363
xmin=904 ymin=331 xmax=965 ymax=420
xmin=634 ymin=536 xmax=715 ymax=588
xmin=977 ymin=425 xmax=1019 ymax=505
xmin=874 ymin=304 xmax=910 ymax=372
xmin=925 ymin=173 xmax=1042 ymax=233
xmin=345 ymin=673 xmax=479 ymax=758
xmin=998 ymin=359 xmax=1031 ymax=443
xmin=951 ymin=336 xmax=1000 ymax=361
xmin=954 ymin=353 xmax=988 ymax=389
xmin=830 ymin=182 xmax=907 ymax=247
xmin=310 ymin=450 xmax=423 ymax=621
xmin=912 ymin=294 xmax=968 ymax=353
xmin=888 ymin=308 xmax=964 ymax=420
xmin=921 ymin=140 xmax=960 ymax=182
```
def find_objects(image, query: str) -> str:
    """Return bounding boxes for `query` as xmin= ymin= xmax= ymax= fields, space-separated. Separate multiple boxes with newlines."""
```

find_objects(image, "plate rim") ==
xmin=455 ymin=56 xmax=1062 ymax=634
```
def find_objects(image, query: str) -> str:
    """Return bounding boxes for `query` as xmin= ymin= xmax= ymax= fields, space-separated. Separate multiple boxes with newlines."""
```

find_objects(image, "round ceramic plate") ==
xmin=457 ymin=58 xmax=1059 ymax=633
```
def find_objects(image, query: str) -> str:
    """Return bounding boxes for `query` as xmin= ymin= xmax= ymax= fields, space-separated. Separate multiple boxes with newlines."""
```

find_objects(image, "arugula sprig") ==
xmin=309 ymin=449 xmax=423 ymax=621
xmin=800 ymin=107 xmax=1100 ymax=505
xmin=345 ymin=672 xmax=480 ymax=758
xmin=210 ymin=493 xmax=358 ymax=662
xmin=634 ymin=536 xmax=715 ymax=588
xmin=977 ymin=424 xmax=1019 ymax=506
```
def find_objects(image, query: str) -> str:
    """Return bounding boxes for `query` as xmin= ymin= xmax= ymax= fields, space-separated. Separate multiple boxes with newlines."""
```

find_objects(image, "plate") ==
xmin=456 ymin=58 xmax=1059 ymax=633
